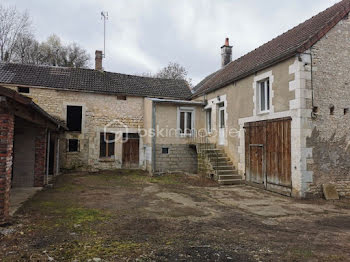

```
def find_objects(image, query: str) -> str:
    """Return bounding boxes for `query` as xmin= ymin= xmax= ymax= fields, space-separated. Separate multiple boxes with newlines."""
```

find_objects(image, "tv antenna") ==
xmin=101 ymin=11 xmax=108 ymax=58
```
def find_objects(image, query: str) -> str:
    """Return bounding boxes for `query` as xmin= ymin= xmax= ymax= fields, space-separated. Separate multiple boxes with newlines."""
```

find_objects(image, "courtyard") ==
xmin=0 ymin=170 xmax=350 ymax=261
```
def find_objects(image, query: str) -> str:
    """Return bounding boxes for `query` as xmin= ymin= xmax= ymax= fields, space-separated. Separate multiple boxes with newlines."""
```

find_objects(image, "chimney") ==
xmin=221 ymin=38 xmax=232 ymax=67
xmin=95 ymin=50 xmax=103 ymax=71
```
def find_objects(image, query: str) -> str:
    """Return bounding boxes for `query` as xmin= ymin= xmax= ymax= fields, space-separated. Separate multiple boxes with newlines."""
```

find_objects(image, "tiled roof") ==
xmin=0 ymin=63 xmax=192 ymax=100
xmin=193 ymin=0 xmax=350 ymax=97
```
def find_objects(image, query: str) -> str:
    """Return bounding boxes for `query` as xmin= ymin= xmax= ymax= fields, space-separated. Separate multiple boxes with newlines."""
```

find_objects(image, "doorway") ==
xmin=122 ymin=133 xmax=140 ymax=168
xmin=218 ymin=104 xmax=225 ymax=145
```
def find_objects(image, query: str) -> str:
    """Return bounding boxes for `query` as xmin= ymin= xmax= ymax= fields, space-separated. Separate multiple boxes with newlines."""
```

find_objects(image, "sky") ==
xmin=1 ymin=0 xmax=340 ymax=85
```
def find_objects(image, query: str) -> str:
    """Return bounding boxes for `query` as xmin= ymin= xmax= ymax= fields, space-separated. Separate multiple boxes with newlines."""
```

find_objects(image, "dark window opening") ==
xmin=344 ymin=108 xmax=349 ymax=115
xmin=330 ymin=105 xmax=335 ymax=115
xmin=100 ymin=133 xmax=115 ymax=158
xmin=117 ymin=96 xmax=127 ymax=100
xmin=68 ymin=139 xmax=79 ymax=152
xmin=18 ymin=87 xmax=29 ymax=93
xmin=162 ymin=147 xmax=169 ymax=154
xmin=312 ymin=106 xmax=319 ymax=113
xmin=67 ymin=106 xmax=82 ymax=132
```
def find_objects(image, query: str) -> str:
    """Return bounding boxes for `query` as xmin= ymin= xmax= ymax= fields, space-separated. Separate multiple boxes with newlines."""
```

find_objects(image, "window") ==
xmin=179 ymin=108 xmax=194 ymax=136
xmin=330 ymin=105 xmax=335 ymax=115
xmin=67 ymin=106 xmax=82 ymax=132
xmin=68 ymin=139 xmax=79 ymax=152
xmin=206 ymin=109 xmax=212 ymax=133
xmin=219 ymin=105 xmax=225 ymax=128
xmin=344 ymin=108 xmax=349 ymax=115
xmin=117 ymin=95 xmax=127 ymax=100
xmin=258 ymin=79 xmax=270 ymax=113
xmin=18 ymin=87 xmax=29 ymax=93
xmin=162 ymin=147 xmax=169 ymax=154
xmin=100 ymin=133 xmax=115 ymax=158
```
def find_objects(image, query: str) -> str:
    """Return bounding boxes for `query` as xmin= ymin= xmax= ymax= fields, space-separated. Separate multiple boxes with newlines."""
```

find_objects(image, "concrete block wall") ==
xmin=155 ymin=144 xmax=197 ymax=174
xmin=0 ymin=113 xmax=14 ymax=221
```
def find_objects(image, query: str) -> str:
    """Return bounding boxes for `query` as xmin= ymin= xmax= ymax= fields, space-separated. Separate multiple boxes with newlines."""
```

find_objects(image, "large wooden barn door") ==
xmin=245 ymin=118 xmax=292 ymax=196
xmin=122 ymin=134 xmax=140 ymax=168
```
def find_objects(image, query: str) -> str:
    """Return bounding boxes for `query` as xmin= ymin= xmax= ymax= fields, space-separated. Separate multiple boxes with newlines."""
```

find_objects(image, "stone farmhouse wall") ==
xmin=4 ymin=86 xmax=144 ymax=171
xmin=306 ymin=14 xmax=350 ymax=198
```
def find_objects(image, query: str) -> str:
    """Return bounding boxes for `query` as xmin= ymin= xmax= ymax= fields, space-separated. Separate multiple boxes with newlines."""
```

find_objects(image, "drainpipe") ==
xmin=151 ymin=102 xmax=157 ymax=174
xmin=46 ymin=130 xmax=50 ymax=185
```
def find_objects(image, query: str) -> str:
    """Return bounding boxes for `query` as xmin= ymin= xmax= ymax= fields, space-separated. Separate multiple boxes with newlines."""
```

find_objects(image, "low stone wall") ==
xmin=155 ymin=144 xmax=197 ymax=174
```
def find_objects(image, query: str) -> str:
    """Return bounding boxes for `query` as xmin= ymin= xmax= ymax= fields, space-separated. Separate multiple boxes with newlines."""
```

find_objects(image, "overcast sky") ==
xmin=1 ymin=0 xmax=340 ymax=84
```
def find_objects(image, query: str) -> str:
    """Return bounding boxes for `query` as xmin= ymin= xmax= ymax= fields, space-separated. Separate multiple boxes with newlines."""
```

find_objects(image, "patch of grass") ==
xmin=148 ymin=175 xmax=181 ymax=185
xmin=55 ymin=183 xmax=85 ymax=192
xmin=49 ymin=239 xmax=146 ymax=261
xmin=27 ymin=200 xmax=111 ymax=229
xmin=288 ymin=248 xmax=313 ymax=260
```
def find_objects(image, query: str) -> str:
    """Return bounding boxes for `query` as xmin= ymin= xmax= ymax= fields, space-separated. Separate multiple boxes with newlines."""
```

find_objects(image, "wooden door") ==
xmin=249 ymin=145 xmax=264 ymax=185
xmin=122 ymin=135 xmax=140 ymax=168
xmin=245 ymin=118 xmax=292 ymax=195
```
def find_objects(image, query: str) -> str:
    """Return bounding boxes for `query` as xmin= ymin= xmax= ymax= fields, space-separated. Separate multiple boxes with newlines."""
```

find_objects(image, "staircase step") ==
xmin=209 ymin=156 xmax=230 ymax=161
xmin=213 ymin=166 xmax=235 ymax=171
xmin=218 ymin=179 xmax=244 ymax=185
xmin=219 ymin=175 xmax=242 ymax=180
xmin=217 ymin=169 xmax=238 ymax=174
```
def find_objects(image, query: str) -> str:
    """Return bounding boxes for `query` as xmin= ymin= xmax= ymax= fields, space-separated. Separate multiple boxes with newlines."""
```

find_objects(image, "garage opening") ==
xmin=245 ymin=117 xmax=292 ymax=196
xmin=12 ymin=117 xmax=36 ymax=187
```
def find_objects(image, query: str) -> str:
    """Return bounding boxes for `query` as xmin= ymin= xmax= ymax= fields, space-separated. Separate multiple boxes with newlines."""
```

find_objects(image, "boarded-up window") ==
xmin=67 ymin=106 xmax=82 ymax=132
xmin=100 ymin=133 xmax=115 ymax=158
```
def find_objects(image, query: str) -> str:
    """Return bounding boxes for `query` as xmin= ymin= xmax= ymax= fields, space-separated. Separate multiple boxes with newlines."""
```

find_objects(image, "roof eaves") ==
xmin=298 ymin=3 xmax=350 ymax=53
xmin=192 ymin=50 xmax=298 ymax=99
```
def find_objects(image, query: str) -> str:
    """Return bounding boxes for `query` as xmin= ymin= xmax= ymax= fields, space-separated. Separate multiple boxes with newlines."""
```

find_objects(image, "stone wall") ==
xmin=5 ymin=86 xmax=144 ymax=171
xmin=0 ymin=113 xmax=14 ymax=221
xmin=306 ymin=14 xmax=350 ymax=198
xmin=155 ymin=144 xmax=197 ymax=174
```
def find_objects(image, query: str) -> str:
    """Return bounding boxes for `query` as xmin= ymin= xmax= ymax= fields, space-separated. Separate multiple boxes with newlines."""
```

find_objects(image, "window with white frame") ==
xmin=258 ymin=78 xmax=270 ymax=113
xmin=178 ymin=108 xmax=194 ymax=136
xmin=206 ymin=109 xmax=212 ymax=133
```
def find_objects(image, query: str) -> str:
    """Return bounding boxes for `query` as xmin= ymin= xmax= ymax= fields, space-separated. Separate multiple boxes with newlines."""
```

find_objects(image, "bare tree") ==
xmin=36 ymin=35 xmax=90 ymax=68
xmin=142 ymin=62 xmax=193 ymax=87
xmin=13 ymin=33 xmax=40 ymax=64
xmin=0 ymin=5 xmax=31 ymax=62
xmin=61 ymin=43 xmax=90 ymax=68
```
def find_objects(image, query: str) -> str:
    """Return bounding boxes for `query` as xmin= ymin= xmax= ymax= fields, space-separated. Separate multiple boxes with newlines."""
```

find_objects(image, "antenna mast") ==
xmin=101 ymin=11 xmax=108 ymax=58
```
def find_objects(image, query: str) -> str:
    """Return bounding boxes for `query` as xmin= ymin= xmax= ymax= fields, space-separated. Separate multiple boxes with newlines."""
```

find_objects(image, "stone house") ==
xmin=0 ymin=55 xmax=192 ymax=175
xmin=0 ymin=0 xmax=349 ymax=220
xmin=188 ymin=0 xmax=350 ymax=198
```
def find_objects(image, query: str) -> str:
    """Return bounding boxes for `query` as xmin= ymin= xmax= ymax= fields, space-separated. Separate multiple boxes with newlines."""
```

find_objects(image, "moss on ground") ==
xmin=50 ymin=239 xmax=146 ymax=261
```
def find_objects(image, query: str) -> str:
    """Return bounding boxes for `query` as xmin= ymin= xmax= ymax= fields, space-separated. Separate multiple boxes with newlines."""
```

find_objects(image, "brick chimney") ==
xmin=221 ymin=38 xmax=232 ymax=67
xmin=95 ymin=50 xmax=103 ymax=71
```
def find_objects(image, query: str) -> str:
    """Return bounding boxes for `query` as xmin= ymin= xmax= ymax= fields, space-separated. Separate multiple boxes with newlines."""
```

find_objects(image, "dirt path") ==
xmin=1 ymin=170 xmax=350 ymax=261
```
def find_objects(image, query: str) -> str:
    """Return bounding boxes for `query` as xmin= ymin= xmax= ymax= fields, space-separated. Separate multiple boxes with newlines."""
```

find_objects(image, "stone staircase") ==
xmin=198 ymin=145 xmax=243 ymax=185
